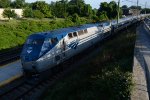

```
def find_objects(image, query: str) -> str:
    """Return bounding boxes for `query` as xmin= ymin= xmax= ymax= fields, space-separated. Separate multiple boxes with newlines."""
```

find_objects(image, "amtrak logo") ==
xmin=67 ymin=40 xmax=79 ymax=49
xmin=27 ymin=47 xmax=33 ymax=54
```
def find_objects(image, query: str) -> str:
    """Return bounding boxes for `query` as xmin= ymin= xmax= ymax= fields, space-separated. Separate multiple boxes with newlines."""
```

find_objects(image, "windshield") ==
xmin=21 ymin=38 xmax=44 ymax=62
xmin=39 ymin=37 xmax=58 ymax=57
xmin=26 ymin=39 xmax=43 ymax=45
xmin=21 ymin=36 xmax=59 ymax=62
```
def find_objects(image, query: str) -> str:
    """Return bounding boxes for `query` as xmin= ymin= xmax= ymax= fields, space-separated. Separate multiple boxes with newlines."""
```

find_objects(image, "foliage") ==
xmin=2 ymin=9 xmax=17 ymax=19
xmin=0 ymin=0 xmax=11 ymax=8
xmin=0 ymin=18 xmax=90 ymax=50
xmin=23 ymin=7 xmax=33 ymax=18
xmin=83 ymin=4 xmax=93 ymax=17
xmin=92 ymin=68 xmax=133 ymax=100
xmin=0 ymin=0 xmax=149 ymax=21
xmin=97 ymin=1 xmax=122 ymax=19
xmin=98 ymin=11 xmax=108 ymax=21
xmin=10 ymin=0 xmax=25 ymax=8
xmin=141 ymin=8 xmax=150 ymax=14
xmin=32 ymin=1 xmax=52 ymax=18
xmin=69 ymin=0 xmax=85 ymax=15
xmin=71 ymin=13 xmax=80 ymax=23
xmin=122 ymin=5 xmax=130 ymax=15
xmin=51 ymin=0 xmax=68 ymax=18
xmin=91 ymin=15 xmax=99 ymax=22
xmin=32 ymin=10 xmax=44 ymax=19
xmin=130 ymin=6 xmax=141 ymax=10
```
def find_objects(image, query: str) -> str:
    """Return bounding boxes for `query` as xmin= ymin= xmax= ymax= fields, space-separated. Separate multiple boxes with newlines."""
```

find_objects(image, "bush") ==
xmin=91 ymin=15 xmax=99 ymax=23
xmin=23 ymin=8 xmax=33 ymax=18
xmin=99 ymin=11 xmax=108 ymax=21
xmin=92 ymin=68 xmax=133 ymax=100
xmin=71 ymin=13 xmax=80 ymax=24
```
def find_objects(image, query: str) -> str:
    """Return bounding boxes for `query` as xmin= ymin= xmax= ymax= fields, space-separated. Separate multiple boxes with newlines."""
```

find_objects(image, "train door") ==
xmin=50 ymin=37 xmax=61 ymax=65
xmin=54 ymin=36 xmax=67 ymax=64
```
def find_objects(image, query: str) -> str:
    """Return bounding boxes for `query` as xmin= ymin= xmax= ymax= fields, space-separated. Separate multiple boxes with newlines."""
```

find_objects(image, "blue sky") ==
xmin=25 ymin=0 xmax=150 ymax=9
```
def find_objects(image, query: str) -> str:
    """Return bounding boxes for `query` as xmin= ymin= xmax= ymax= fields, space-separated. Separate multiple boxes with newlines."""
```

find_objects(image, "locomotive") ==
xmin=20 ymin=15 xmax=148 ymax=74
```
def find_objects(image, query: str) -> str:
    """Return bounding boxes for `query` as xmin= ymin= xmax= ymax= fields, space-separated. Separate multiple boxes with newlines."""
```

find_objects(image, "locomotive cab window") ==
xmin=73 ymin=32 xmax=77 ymax=37
xmin=51 ymin=37 xmax=58 ymax=44
xmin=68 ymin=33 xmax=73 ymax=39
xmin=98 ymin=24 xmax=103 ymax=27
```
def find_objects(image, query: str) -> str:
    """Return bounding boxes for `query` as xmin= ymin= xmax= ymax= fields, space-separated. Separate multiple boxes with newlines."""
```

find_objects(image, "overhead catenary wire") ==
xmin=122 ymin=0 xmax=150 ymax=8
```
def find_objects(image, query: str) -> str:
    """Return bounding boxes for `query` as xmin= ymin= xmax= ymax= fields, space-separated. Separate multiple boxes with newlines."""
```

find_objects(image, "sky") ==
xmin=25 ymin=0 xmax=150 ymax=9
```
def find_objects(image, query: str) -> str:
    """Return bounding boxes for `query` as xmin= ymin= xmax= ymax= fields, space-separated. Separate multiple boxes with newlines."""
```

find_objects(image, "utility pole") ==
xmin=145 ymin=2 xmax=147 ymax=14
xmin=137 ymin=0 xmax=139 ymax=17
xmin=117 ymin=0 xmax=120 ymax=24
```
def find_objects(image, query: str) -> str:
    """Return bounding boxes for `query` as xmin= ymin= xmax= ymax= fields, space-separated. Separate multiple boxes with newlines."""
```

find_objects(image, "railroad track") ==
xmin=0 ymin=70 xmax=67 ymax=100
xmin=0 ymin=37 xmax=104 ymax=100
xmin=0 ymin=47 xmax=22 ymax=65
xmin=0 ymin=49 xmax=89 ymax=100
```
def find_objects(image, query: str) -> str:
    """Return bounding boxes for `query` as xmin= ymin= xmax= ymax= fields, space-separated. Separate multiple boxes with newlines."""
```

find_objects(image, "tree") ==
xmin=50 ymin=0 xmax=68 ymax=18
xmin=92 ymin=8 xmax=98 ymax=16
xmin=67 ymin=5 xmax=79 ymax=15
xmin=130 ymin=6 xmax=141 ymax=10
xmin=32 ymin=1 xmax=52 ymax=18
xmin=3 ymin=9 xmax=17 ymax=19
xmin=32 ymin=10 xmax=44 ymax=19
xmin=122 ymin=5 xmax=128 ymax=9
xmin=0 ymin=0 xmax=11 ymax=8
xmin=83 ymin=4 xmax=93 ymax=17
xmin=11 ymin=0 xmax=25 ymax=8
xmin=71 ymin=13 xmax=80 ymax=23
xmin=23 ymin=7 xmax=33 ymax=18
xmin=91 ymin=15 xmax=99 ymax=23
xmin=99 ymin=11 xmax=108 ymax=21
xmin=122 ymin=5 xmax=129 ymax=15
xmin=68 ymin=0 xmax=85 ymax=16
xmin=141 ymin=8 xmax=150 ymax=14
xmin=97 ymin=1 xmax=122 ymax=19
xmin=97 ymin=2 xmax=108 ymax=17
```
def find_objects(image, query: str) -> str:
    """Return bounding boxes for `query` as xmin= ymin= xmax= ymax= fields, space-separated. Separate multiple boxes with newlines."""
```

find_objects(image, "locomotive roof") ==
xmin=111 ymin=16 xmax=134 ymax=25
xmin=35 ymin=23 xmax=99 ymax=38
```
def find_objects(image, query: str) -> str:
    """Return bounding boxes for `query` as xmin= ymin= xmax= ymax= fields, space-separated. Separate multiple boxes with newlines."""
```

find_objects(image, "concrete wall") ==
xmin=0 ymin=8 xmax=23 ymax=20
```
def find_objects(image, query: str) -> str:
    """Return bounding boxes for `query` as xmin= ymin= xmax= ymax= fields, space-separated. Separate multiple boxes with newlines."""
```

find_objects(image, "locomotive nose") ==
xmin=22 ymin=61 xmax=38 ymax=73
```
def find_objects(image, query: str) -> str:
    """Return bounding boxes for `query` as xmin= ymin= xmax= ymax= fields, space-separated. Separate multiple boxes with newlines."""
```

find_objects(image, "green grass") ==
xmin=0 ymin=18 xmax=90 ymax=51
xmin=41 ymin=26 xmax=136 ymax=100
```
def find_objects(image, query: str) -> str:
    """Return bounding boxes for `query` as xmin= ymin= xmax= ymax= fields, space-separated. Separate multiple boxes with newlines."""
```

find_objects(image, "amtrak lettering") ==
xmin=67 ymin=39 xmax=79 ymax=49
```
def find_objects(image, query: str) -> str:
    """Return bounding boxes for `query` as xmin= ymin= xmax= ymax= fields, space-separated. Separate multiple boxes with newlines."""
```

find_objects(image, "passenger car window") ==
xmin=73 ymin=32 xmax=77 ymax=37
xmin=78 ymin=30 xmax=84 ymax=35
xmin=68 ymin=33 xmax=73 ymax=39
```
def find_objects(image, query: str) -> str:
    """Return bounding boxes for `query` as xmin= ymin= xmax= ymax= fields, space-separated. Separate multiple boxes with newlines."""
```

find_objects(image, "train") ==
xmin=20 ymin=14 xmax=149 ymax=75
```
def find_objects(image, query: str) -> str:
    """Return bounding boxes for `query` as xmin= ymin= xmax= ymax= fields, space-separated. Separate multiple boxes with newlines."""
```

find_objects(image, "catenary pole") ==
xmin=137 ymin=0 xmax=139 ymax=17
xmin=145 ymin=2 xmax=147 ymax=14
xmin=117 ymin=0 xmax=120 ymax=24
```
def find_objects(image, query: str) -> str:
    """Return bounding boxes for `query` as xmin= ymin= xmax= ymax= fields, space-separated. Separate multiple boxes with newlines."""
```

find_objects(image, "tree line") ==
xmin=1 ymin=0 xmax=150 ymax=21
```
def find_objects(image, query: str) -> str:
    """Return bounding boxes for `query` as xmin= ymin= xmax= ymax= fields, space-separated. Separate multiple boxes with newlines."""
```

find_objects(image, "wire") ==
xmin=122 ymin=0 xmax=150 ymax=8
